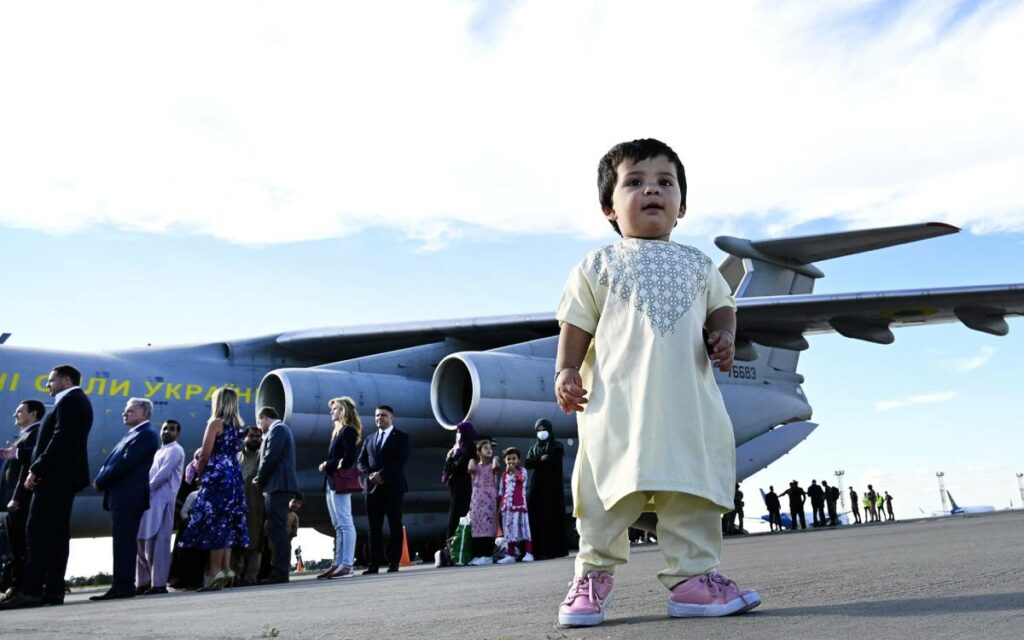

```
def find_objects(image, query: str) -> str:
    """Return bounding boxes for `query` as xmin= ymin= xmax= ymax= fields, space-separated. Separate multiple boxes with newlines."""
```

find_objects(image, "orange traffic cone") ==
xmin=296 ymin=559 xmax=304 ymax=572
xmin=400 ymin=527 xmax=415 ymax=566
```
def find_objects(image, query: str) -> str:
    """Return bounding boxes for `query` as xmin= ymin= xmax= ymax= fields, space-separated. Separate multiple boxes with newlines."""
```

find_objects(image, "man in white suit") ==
xmin=135 ymin=419 xmax=185 ymax=595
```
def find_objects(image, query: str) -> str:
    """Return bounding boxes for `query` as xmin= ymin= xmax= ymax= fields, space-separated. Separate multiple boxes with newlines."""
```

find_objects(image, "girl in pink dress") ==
xmin=466 ymin=440 xmax=500 ymax=566
xmin=498 ymin=447 xmax=534 ymax=564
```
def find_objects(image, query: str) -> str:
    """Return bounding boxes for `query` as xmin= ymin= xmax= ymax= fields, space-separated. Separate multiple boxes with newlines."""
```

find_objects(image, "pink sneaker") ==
xmin=667 ymin=571 xmax=761 ymax=617
xmin=558 ymin=572 xmax=614 ymax=627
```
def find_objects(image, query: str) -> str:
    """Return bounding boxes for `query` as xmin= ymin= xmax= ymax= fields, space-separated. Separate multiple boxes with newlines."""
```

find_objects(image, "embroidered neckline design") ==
xmin=593 ymin=240 xmax=709 ymax=336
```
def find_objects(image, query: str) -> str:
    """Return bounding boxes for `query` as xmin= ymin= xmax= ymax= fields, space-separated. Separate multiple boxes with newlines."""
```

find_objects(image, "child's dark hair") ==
xmin=502 ymin=447 xmax=521 ymax=459
xmin=597 ymin=138 xmax=687 ymax=236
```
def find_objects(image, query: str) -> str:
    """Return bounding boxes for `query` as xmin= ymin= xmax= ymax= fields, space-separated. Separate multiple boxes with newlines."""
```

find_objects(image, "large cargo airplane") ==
xmin=1 ymin=222 xmax=1021 ymax=555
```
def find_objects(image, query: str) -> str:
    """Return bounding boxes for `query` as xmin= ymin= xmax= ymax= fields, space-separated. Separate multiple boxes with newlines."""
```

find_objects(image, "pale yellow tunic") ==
xmin=556 ymin=239 xmax=736 ymax=513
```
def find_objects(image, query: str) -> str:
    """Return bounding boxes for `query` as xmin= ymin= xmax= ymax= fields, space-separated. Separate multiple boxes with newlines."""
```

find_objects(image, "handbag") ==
xmin=331 ymin=467 xmax=364 ymax=494
xmin=448 ymin=515 xmax=473 ymax=566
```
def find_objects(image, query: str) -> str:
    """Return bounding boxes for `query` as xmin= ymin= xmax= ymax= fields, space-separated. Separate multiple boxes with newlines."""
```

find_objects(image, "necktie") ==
xmin=377 ymin=430 xmax=385 ymax=449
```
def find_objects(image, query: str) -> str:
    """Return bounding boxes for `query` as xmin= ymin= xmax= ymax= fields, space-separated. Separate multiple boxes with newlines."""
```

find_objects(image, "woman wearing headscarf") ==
xmin=524 ymin=418 xmax=568 ymax=559
xmin=442 ymin=420 xmax=477 ymax=538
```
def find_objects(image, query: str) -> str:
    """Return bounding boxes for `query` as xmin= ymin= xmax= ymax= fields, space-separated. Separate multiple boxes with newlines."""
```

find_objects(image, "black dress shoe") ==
xmin=144 ymin=586 xmax=168 ymax=595
xmin=361 ymin=567 xmax=379 ymax=575
xmin=386 ymin=566 xmax=399 ymax=573
xmin=0 ymin=591 xmax=43 ymax=610
xmin=257 ymin=575 xmax=289 ymax=585
xmin=42 ymin=595 xmax=65 ymax=606
xmin=90 ymin=588 xmax=136 ymax=601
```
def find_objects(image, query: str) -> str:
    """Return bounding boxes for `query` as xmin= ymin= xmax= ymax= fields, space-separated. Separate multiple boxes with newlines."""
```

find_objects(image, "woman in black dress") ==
xmin=524 ymin=418 xmax=568 ymax=559
xmin=442 ymin=421 xmax=476 ymax=538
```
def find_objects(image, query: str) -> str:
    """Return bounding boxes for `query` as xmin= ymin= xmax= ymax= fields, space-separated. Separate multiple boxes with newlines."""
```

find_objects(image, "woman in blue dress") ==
xmin=179 ymin=386 xmax=250 ymax=590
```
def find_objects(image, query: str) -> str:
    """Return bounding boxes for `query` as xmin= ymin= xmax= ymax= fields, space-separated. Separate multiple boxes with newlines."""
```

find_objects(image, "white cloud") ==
xmin=1 ymin=1 xmax=1022 ymax=246
xmin=875 ymin=390 xmax=956 ymax=411
xmin=943 ymin=345 xmax=997 ymax=372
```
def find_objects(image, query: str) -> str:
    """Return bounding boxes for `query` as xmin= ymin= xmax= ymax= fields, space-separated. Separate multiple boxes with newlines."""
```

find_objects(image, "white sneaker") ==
xmin=497 ymin=555 xmax=516 ymax=564
xmin=522 ymin=553 xmax=535 ymax=562
xmin=468 ymin=557 xmax=492 ymax=566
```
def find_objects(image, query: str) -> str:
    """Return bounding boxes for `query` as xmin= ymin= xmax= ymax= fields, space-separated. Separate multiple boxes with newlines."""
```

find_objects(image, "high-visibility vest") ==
xmin=863 ymin=496 xmax=871 ymax=508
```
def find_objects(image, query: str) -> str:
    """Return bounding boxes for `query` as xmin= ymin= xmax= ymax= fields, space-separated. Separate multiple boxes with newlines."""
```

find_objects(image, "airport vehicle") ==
xmin=0 ymin=222 xmax=1020 ymax=554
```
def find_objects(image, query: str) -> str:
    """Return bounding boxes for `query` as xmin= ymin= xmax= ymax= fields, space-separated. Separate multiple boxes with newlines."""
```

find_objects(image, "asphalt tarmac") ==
xmin=2 ymin=510 xmax=1022 ymax=639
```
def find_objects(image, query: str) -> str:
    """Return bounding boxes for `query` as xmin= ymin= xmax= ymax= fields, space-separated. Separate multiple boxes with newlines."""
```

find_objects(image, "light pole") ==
xmin=937 ymin=472 xmax=949 ymax=513
xmin=1016 ymin=473 xmax=1023 ymax=508
xmin=834 ymin=470 xmax=846 ymax=510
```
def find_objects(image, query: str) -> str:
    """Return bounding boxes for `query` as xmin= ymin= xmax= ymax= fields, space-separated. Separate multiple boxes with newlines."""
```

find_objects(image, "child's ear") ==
xmin=674 ymin=205 xmax=686 ymax=228
xmin=603 ymin=206 xmax=618 ymax=222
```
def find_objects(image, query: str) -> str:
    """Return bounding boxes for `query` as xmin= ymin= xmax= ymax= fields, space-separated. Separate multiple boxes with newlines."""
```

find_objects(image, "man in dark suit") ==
xmin=1 ymin=400 xmax=45 ymax=593
xmin=357 ymin=405 xmax=410 ymax=574
xmin=255 ymin=406 xmax=298 ymax=584
xmin=0 ymin=364 xmax=93 ymax=610
xmin=90 ymin=398 xmax=160 ymax=600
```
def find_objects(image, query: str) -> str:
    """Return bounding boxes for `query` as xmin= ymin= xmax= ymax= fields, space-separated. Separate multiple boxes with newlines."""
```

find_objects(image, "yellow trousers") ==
xmin=574 ymin=456 xmax=723 ymax=590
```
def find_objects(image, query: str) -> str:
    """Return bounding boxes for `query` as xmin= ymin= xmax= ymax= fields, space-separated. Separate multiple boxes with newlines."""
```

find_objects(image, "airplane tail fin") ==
xmin=947 ymin=490 xmax=961 ymax=512
xmin=716 ymin=222 xmax=958 ymax=366
xmin=716 ymin=222 xmax=958 ymax=298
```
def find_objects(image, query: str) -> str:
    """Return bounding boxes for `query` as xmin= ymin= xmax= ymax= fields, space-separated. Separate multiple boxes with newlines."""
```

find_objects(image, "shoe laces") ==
xmin=565 ymin=574 xmax=606 ymax=606
xmin=702 ymin=572 xmax=739 ymax=595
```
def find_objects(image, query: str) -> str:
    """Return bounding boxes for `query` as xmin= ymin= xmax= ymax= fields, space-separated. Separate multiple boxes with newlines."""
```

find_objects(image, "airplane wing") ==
xmin=735 ymin=284 xmax=1024 ymax=350
xmin=255 ymin=313 xmax=559 ymax=360
xmin=230 ymin=282 xmax=1023 ymax=361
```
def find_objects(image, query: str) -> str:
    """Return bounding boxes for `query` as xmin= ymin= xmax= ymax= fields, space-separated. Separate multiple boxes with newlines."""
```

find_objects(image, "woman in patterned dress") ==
xmin=178 ymin=386 xmax=250 ymax=590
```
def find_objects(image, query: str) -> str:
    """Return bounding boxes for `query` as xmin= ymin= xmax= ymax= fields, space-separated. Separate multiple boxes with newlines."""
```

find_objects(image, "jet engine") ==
xmin=430 ymin=351 xmax=574 ymax=436
xmin=257 ymin=367 xmax=447 ymax=446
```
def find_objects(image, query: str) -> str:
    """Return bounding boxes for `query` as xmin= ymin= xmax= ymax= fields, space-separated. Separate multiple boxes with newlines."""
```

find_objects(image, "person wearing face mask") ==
xmin=524 ymin=418 xmax=568 ymax=560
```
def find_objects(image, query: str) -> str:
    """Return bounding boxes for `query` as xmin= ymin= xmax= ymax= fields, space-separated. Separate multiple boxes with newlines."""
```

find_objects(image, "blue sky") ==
xmin=2 ymin=0 xmax=1023 ymax=571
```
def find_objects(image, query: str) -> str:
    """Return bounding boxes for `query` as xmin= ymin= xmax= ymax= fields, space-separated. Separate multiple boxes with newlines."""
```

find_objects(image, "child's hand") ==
xmin=555 ymin=368 xmax=588 ymax=413
xmin=707 ymin=330 xmax=735 ymax=372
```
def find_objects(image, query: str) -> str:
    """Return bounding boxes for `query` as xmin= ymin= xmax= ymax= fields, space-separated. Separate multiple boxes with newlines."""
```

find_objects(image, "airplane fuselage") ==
xmin=0 ymin=337 xmax=814 ymax=548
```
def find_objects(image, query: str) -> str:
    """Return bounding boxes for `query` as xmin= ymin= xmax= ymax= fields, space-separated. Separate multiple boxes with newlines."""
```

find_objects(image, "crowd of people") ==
xmin=441 ymin=418 xmax=570 ymax=566
xmin=0 ymin=363 xmax=395 ymax=609
xmin=758 ymin=480 xmax=895 ymax=531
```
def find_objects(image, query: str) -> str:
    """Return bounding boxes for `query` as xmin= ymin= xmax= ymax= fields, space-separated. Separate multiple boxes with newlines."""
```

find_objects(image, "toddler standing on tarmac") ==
xmin=553 ymin=138 xmax=761 ymax=627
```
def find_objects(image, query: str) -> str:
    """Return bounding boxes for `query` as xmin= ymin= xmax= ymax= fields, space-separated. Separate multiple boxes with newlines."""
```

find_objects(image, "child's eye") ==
xmin=659 ymin=179 xmax=674 ymax=187
xmin=625 ymin=178 xmax=641 ymax=187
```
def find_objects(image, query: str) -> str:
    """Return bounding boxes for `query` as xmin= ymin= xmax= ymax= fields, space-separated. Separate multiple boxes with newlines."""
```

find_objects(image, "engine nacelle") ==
xmin=257 ymin=367 xmax=447 ymax=446
xmin=430 ymin=352 xmax=574 ymax=436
